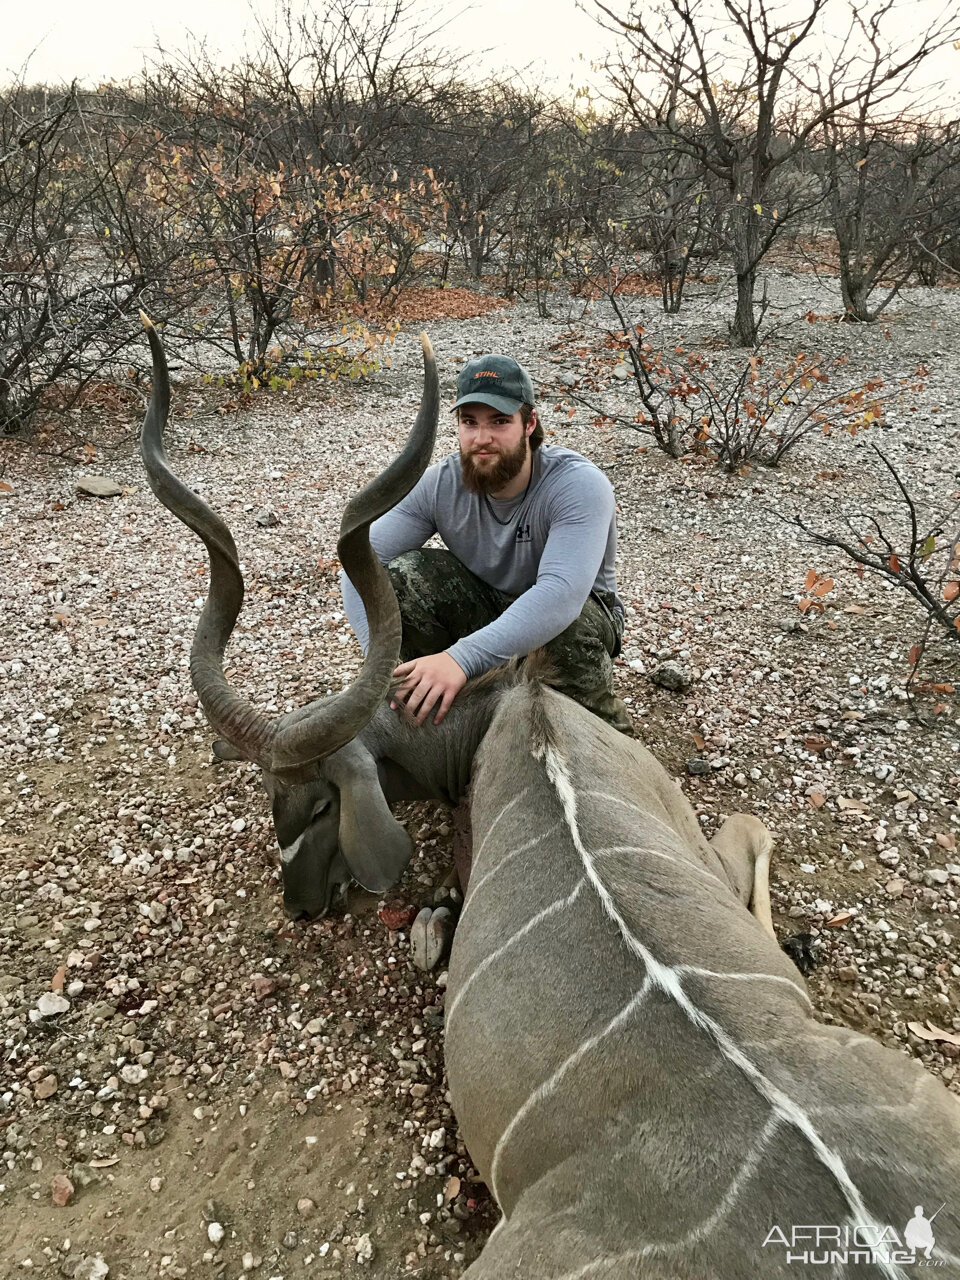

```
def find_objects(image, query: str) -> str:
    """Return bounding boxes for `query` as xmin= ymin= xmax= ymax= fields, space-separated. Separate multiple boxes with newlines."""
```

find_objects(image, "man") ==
xmin=340 ymin=352 xmax=633 ymax=735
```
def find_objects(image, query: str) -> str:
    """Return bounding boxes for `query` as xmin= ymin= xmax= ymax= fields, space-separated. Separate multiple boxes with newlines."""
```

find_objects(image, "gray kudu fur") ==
xmin=139 ymin=319 xmax=960 ymax=1279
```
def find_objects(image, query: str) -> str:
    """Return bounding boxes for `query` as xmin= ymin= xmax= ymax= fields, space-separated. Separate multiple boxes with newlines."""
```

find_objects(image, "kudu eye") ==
xmin=311 ymin=799 xmax=332 ymax=822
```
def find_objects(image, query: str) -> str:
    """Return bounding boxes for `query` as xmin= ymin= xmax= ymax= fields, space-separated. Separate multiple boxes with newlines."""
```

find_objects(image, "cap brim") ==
xmin=451 ymin=392 xmax=523 ymax=415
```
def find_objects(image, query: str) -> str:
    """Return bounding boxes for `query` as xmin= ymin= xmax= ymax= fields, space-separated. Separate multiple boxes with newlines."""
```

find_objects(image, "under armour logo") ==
xmin=516 ymin=522 xmax=531 ymax=542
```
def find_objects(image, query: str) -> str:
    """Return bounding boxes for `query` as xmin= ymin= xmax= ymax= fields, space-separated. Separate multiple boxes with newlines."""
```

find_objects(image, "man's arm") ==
xmin=339 ymin=470 xmax=438 ymax=652
xmin=446 ymin=467 xmax=615 ymax=679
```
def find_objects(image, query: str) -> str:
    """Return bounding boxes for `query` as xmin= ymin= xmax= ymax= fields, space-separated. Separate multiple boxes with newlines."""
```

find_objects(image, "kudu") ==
xmin=140 ymin=320 xmax=960 ymax=1278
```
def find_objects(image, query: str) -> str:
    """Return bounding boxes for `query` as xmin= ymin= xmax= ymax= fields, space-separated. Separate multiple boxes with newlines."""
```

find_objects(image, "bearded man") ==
xmin=340 ymin=353 xmax=633 ymax=735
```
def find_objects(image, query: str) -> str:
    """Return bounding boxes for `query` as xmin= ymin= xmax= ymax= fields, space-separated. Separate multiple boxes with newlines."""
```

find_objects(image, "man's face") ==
xmin=458 ymin=403 xmax=534 ymax=494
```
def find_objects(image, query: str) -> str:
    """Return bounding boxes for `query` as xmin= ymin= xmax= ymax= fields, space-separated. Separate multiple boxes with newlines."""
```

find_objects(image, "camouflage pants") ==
xmin=387 ymin=548 xmax=634 ymax=736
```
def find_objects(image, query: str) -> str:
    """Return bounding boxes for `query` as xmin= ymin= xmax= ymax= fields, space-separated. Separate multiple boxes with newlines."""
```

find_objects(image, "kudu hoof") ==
xmin=411 ymin=906 xmax=456 ymax=972
xmin=782 ymin=930 xmax=820 ymax=975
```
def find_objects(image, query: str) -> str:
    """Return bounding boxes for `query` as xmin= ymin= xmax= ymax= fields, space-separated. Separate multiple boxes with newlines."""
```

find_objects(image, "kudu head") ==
xmin=138 ymin=315 xmax=439 ymax=918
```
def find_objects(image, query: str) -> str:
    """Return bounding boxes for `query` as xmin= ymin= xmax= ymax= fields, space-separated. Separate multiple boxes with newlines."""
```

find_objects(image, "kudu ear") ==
xmin=322 ymin=740 xmax=413 ymax=893
xmin=212 ymin=739 xmax=247 ymax=762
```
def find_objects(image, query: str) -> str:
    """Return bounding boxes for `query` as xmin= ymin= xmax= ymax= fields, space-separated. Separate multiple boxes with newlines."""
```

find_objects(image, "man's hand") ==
xmin=391 ymin=653 xmax=467 ymax=726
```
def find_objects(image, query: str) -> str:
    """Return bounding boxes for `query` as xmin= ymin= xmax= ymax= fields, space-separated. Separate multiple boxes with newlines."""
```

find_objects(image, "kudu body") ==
xmin=139 ymin=321 xmax=960 ymax=1278
xmin=445 ymin=681 xmax=960 ymax=1276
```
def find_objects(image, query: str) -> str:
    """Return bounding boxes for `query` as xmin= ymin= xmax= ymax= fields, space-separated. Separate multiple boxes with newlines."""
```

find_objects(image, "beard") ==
xmin=459 ymin=434 xmax=529 ymax=495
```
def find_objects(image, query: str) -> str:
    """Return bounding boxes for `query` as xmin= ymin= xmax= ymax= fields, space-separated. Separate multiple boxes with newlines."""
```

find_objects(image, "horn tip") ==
xmin=139 ymin=310 xmax=155 ymax=331
xmin=419 ymin=331 xmax=434 ymax=360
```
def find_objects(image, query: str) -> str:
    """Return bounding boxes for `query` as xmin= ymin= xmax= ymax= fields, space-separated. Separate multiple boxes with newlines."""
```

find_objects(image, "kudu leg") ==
xmin=709 ymin=814 xmax=775 ymax=940
xmin=411 ymin=798 xmax=471 ymax=971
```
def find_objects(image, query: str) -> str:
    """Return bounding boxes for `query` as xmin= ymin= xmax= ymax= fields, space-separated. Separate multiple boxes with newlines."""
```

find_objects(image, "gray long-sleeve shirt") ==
xmin=340 ymin=442 xmax=623 ymax=680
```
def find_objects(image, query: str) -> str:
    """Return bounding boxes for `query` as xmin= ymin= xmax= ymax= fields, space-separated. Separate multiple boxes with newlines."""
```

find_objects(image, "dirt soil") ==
xmin=1 ymin=265 xmax=959 ymax=1279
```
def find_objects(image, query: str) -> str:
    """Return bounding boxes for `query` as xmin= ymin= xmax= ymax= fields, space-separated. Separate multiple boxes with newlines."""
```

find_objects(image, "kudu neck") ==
xmin=359 ymin=683 xmax=507 ymax=805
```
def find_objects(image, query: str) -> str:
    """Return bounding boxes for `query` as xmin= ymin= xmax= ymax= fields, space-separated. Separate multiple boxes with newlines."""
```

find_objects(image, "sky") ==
xmin=4 ymin=0 xmax=959 ymax=106
xmin=4 ymin=0 xmax=613 ymax=90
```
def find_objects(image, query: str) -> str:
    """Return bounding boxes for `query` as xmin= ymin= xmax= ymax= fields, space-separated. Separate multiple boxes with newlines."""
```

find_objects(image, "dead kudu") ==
xmin=139 ymin=320 xmax=960 ymax=1278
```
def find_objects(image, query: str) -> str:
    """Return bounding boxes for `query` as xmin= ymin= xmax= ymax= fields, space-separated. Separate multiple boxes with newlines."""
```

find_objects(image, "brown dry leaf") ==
xmin=907 ymin=1022 xmax=960 ymax=1047
xmin=804 ymin=569 xmax=818 ymax=591
xmin=935 ymin=832 xmax=956 ymax=851
xmin=837 ymin=796 xmax=867 ymax=812
xmin=51 ymin=964 xmax=67 ymax=994
xmin=812 ymin=578 xmax=834 ymax=597
xmin=443 ymin=1175 xmax=461 ymax=1204
xmin=841 ymin=710 xmax=865 ymax=721
xmin=376 ymin=286 xmax=511 ymax=323
xmin=692 ymin=733 xmax=706 ymax=750
xmin=0 ymin=480 xmax=12 ymax=494
xmin=89 ymin=1156 xmax=120 ymax=1168
xmin=809 ymin=792 xmax=826 ymax=808
xmin=826 ymin=911 xmax=853 ymax=927
xmin=844 ymin=605 xmax=866 ymax=615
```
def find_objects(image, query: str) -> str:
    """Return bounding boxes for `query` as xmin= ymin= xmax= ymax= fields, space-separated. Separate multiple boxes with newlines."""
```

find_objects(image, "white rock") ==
xmin=77 ymin=475 xmax=122 ymax=498
xmin=207 ymin=1222 xmax=225 ymax=1246
xmin=36 ymin=993 xmax=70 ymax=1017
xmin=73 ymin=1258 xmax=109 ymax=1280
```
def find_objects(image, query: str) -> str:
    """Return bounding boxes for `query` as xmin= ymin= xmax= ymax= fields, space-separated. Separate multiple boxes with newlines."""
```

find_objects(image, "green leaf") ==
xmin=921 ymin=535 xmax=936 ymax=559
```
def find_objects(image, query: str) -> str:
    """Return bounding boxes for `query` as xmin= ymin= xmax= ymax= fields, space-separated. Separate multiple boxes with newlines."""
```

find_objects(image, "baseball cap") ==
xmin=451 ymin=354 xmax=535 ymax=415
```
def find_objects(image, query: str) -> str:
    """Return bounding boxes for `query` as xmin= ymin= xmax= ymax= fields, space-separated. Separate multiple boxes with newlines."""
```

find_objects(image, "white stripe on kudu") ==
xmin=595 ymin=842 xmax=727 ymax=888
xmin=490 ymin=977 xmax=653 ymax=1204
xmin=461 ymin=821 xmax=565 ymax=920
xmin=279 ymin=830 xmax=307 ymax=865
xmin=550 ymin=1114 xmax=783 ymax=1275
xmin=534 ymin=740 xmax=908 ymax=1280
xmin=676 ymin=964 xmax=814 ymax=1009
xmin=473 ymin=785 xmax=534 ymax=860
xmin=583 ymin=789 xmax=694 ymax=844
xmin=446 ymin=880 xmax=586 ymax=1029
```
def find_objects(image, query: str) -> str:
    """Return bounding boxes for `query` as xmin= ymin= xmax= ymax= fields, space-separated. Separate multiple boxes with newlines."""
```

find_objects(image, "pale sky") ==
xmin=4 ymin=0 xmax=958 ymax=107
xmin=4 ymin=0 xmax=612 ymax=89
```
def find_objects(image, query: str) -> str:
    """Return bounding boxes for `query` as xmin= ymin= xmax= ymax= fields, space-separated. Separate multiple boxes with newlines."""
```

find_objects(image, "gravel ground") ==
xmin=1 ymin=266 xmax=959 ymax=1279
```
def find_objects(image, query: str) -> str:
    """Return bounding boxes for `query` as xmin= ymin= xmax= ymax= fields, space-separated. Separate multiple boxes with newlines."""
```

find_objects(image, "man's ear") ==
xmin=525 ymin=410 xmax=537 ymax=437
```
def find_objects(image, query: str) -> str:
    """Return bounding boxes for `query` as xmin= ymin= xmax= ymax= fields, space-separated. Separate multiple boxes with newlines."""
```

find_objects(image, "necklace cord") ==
xmin=480 ymin=453 xmax=535 ymax=527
